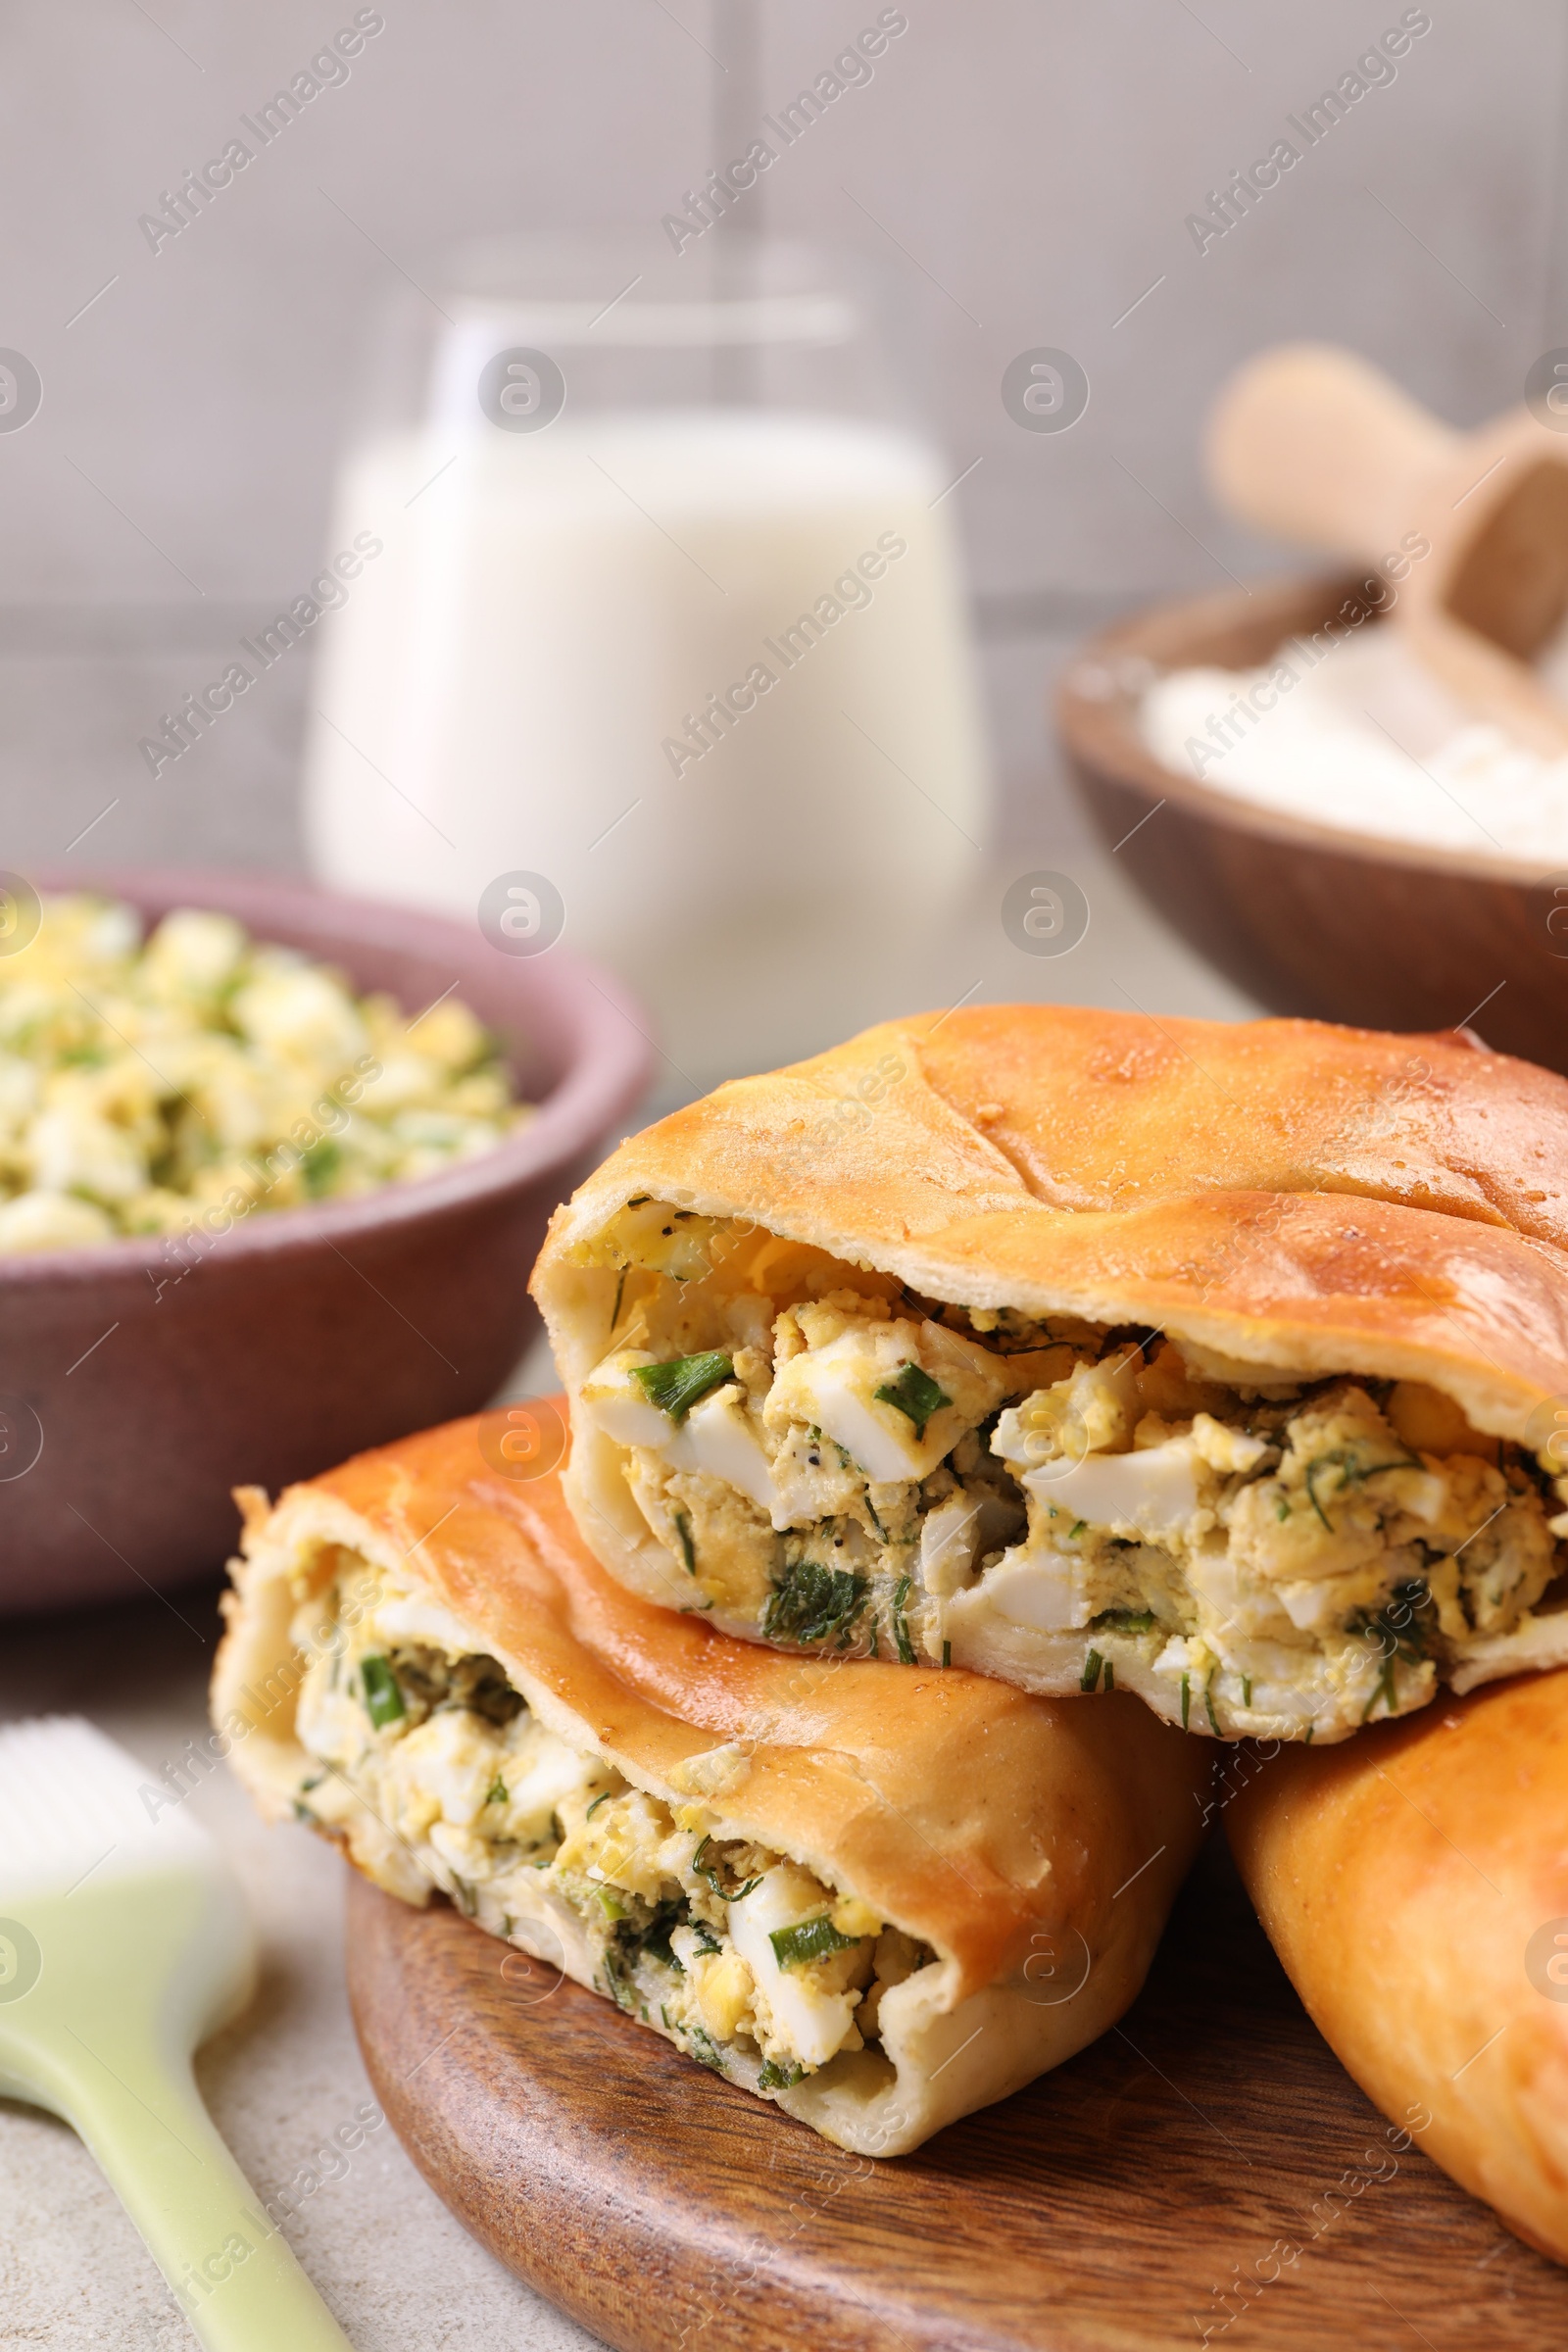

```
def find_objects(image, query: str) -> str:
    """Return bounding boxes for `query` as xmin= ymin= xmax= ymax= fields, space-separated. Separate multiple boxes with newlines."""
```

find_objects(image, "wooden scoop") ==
xmin=1207 ymin=343 xmax=1568 ymax=754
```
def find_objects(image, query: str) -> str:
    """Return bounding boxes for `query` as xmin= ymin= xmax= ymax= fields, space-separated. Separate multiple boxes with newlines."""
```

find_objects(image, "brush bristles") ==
xmin=0 ymin=1716 xmax=212 ymax=1906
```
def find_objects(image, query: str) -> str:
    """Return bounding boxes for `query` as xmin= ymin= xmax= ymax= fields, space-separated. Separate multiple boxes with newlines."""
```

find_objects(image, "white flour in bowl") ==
xmin=1138 ymin=615 xmax=1568 ymax=863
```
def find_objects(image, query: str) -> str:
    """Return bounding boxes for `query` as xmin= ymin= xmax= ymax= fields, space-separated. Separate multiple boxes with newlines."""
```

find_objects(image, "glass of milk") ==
xmin=302 ymin=232 xmax=993 ymax=1083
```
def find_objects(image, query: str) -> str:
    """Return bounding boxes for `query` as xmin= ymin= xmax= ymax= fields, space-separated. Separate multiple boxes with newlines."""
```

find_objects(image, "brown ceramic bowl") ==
xmin=0 ymin=870 xmax=653 ymax=1615
xmin=1057 ymin=573 xmax=1568 ymax=1070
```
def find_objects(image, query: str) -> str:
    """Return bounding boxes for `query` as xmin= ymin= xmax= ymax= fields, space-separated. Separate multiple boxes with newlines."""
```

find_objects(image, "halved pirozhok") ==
xmin=213 ymin=1420 xmax=1206 ymax=2155
xmin=534 ymin=1006 xmax=1568 ymax=1745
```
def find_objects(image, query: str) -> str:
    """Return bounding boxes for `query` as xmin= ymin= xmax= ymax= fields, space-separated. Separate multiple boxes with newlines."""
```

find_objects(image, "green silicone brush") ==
xmin=0 ymin=1715 xmax=355 ymax=2349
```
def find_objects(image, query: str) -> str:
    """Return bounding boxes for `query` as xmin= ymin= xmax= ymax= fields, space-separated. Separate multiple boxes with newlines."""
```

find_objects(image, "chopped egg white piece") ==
xmin=584 ymin=1358 xmax=779 ymax=1514
xmin=1021 ymin=1436 xmax=1204 ymax=1546
xmin=726 ymin=1865 xmax=867 ymax=2071
xmin=141 ymin=907 xmax=247 ymax=996
xmin=0 ymin=1190 xmax=115 ymax=1251
xmin=767 ymin=1328 xmax=934 ymax=1480
xmin=951 ymin=1544 xmax=1088 ymax=1632
xmin=919 ymin=1493 xmax=985 ymax=1596
xmin=230 ymin=964 xmax=369 ymax=1065
xmin=581 ymin=1353 xmax=672 ymax=1449
xmin=1183 ymin=1542 xmax=1299 ymax=1642
xmin=674 ymin=1387 xmax=778 ymax=1517
xmin=1275 ymin=1574 xmax=1380 ymax=1636
xmin=26 ymin=1101 xmax=148 ymax=1203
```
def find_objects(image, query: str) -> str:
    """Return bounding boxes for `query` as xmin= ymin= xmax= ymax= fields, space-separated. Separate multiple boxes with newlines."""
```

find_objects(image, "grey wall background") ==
xmin=2 ymin=0 xmax=1560 ymax=884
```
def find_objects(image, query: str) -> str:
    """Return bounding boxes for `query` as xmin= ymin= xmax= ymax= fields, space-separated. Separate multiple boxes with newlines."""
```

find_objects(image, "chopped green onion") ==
xmin=688 ymin=2025 xmax=726 ymax=2074
xmin=636 ymin=1904 xmax=685 ymax=1973
xmin=631 ymin=1350 xmax=734 ymax=1424
xmin=1203 ymin=1670 xmax=1221 ymax=1737
xmin=585 ymin=1790 xmax=614 ymax=1819
xmin=360 ymin=1654 xmax=405 ymax=1729
xmin=769 ymin=1915 xmax=861 ymax=1970
xmin=758 ymin=2058 xmax=806 ymax=2090
xmin=1347 ymin=1579 xmax=1434 ymax=1668
xmin=1069 ymin=1519 xmax=1088 ymax=1540
xmin=485 ymin=1774 xmax=508 ymax=1806
xmin=671 ymin=1507 xmax=697 ymax=1575
xmin=610 ymin=1268 xmax=626 ymax=1330
xmin=692 ymin=1834 xmax=761 ymax=1902
xmin=1080 ymin=1648 xmax=1103 ymax=1693
xmin=301 ymin=1139 xmax=341 ymax=1198
xmin=873 ymin=1363 xmax=951 ymax=1437
xmin=1275 ymin=1493 xmax=1292 ymax=1523
xmin=602 ymin=1951 xmax=635 ymax=2011
xmin=1104 ymin=1659 xmax=1114 ymax=1691
xmin=1093 ymin=1608 xmax=1155 ymax=1634
xmin=762 ymin=1559 xmax=868 ymax=1647
xmin=595 ymin=1886 xmax=627 ymax=1922
xmin=942 ymin=1640 xmax=952 ymax=1668
xmin=1304 ymin=1458 xmax=1337 ymax=1530
xmin=1362 ymin=1655 xmax=1398 ymax=1723
xmin=1303 ymin=1447 xmax=1424 ymax=1532
xmin=1241 ymin=1676 xmax=1252 ymax=1708
xmin=1180 ymin=1672 xmax=1191 ymax=1732
xmin=891 ymin=1574 xmax=916 ymax=1666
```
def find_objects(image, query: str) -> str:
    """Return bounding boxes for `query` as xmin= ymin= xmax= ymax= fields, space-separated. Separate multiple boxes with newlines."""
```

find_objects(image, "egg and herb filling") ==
xmin=567 ymin=1200 xmax=1568 ymax=1741
xmin=0 ymin=893 xmax=531 ymax=1252
xmin=286 ymin=1544 xmax=934 ymax=2093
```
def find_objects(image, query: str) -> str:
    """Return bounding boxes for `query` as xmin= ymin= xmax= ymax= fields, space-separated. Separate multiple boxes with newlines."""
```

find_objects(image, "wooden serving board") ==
xmin=347 ymin=1839 xmax=1568 ymax=2351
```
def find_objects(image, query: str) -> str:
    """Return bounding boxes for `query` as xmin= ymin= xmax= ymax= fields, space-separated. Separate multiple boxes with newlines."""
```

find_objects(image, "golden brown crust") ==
xmin=537 ymin=1004 xmax=1568 ymax=1266
xmin=1226 ymin=1671 xmax=1568 ymax=2263
xmin=214 ymin=1413 xmax=1209 ymax=2002
xmin=912 ymin=1005 xmax=1568 ymax=1246
xmin=535 ymin=1006 xmax=1568 ymax=1444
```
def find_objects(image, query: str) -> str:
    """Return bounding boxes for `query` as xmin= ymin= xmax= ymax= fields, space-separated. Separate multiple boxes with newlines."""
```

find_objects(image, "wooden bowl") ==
xmin=1056 ymin=574 xmax=1568 ymax=1069
xmin=0 ymin=871 xmax=652 ymax=1615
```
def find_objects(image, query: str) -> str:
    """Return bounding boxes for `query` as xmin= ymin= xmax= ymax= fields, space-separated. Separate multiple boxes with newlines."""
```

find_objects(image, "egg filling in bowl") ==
xmin=545 ymin=1201 xmax=1568 ymax=1746
xmin=0 ymin=893 xmax=530 ymax=1251
xmin=289 ymin=1544 xmax=929 ymax=2090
